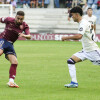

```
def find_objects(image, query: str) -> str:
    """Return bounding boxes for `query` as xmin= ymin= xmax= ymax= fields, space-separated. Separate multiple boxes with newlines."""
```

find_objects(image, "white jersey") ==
xmin=83 ymin=15 xmax=97 ymax=25
xmin=78 ymin=18 xmax=99 ymax=52
xmin=83 ymin=15 xmax=97 ymax=35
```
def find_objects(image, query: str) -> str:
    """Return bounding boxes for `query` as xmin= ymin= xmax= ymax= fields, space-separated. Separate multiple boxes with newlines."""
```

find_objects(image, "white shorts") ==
xmin=73 ymin=50 xmax=100 ymax=65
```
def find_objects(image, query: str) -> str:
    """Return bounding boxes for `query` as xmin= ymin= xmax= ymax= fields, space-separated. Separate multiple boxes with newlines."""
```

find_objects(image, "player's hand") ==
xmin=19 ymin=33 xmax=25 ymax=37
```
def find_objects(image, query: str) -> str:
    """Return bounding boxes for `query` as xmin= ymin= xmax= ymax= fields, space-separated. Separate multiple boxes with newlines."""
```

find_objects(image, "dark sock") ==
xmin=9 ymin=64 xmax=17 ymax=79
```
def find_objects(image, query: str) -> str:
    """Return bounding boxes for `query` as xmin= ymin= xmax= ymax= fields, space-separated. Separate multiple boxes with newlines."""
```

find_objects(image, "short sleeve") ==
xmin=0 ymin=17 xmax=9 ymax=23
xmin=24 ymin=23 xmax=30 ymax=35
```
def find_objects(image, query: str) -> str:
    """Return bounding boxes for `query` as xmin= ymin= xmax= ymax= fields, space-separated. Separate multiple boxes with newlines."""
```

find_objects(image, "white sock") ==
xmin=9 ymin=78 xmax=14 ymax=83
xmin=68 ymin=64 xmax=77 ymax=83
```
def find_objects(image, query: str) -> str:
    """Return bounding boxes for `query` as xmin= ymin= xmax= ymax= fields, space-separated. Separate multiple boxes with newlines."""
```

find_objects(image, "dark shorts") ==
xmin=0 ymin=39 xmax=17 ymax=60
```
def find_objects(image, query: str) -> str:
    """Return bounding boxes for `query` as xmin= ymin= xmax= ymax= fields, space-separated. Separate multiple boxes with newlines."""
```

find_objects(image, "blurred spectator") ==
xmin=59 ymin=0 xmax=65 ymax=8
xmin=78 ymin=0 xmax=87 ymax=8
xmin=17 ymin=0 xmax=23 ymax=8
xmin=5 ymin=0 xmax=17 ymax=12
xmin=30 ymin=0 xmax=36 ymax=8
xmin=37 ymin=0 xmax=44 ymax=8
xmin=82 ymin=3 xmax=89 ymax=14
xmin=44 ymin=0 xmax=50 ymax=8
xmin=54 ymin=0 xmax=60 ymax=8
xmin=16 ymin=0 xmax=23 ymax=8
xmin=87 ymin=0 xmax=94 ymax=7
xmin=48 ymin=0 xmax=54 ymax=8
xmin=11 ymin=0 xmax=17 ymax=13
xmin=0 ymin=0 xmax=3 ymax=4
xmin=65 ymin=0 xmax=72 ymax=8
xmin=65 ymin=0 xmax=72 ymax=21
xmin=97 ymin=0 xmax=100 ymax=9
xmin=72 ymin=0 xmax=78 ymax=7
xmin=94 ymin=0 xmax=98 ymax=4
xmin=92 ymin=0 xmax=98 ymax=9
xmin=87 ymin=0 xmax=98 ymax=9
xmin=23 ymin=0 xmax=30 ymax=8
xmin=4 ymin=0 xmax=6 ymax=4
xmin=6 ymin=0 xmax=10 ymax=4
xmin=14 ymin=0 xmax=18 ymax=3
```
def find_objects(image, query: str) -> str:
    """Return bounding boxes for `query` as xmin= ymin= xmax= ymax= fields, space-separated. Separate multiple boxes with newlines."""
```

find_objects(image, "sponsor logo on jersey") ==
xmin=79 ymin=27 xmax=83 ymax=31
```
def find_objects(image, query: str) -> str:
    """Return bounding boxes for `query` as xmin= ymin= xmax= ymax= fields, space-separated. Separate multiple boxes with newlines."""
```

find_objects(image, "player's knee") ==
xmin=14 ymin=62 xmax=18 ymax=65
xmin=0 ymin=50 xmax=3 ymax=56
xmin=67 ymin=58 xmax=76 ymax=64
xmin=11 ymin=60 xmax=18 ymax=64
xmin=13 ymin=61 xmax=18 ymax=65
xmin=0 ymin=53 xmax=3 ymax=56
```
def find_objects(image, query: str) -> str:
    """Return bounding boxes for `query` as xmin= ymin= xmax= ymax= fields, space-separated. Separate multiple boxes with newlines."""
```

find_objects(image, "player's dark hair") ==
xmin=17 ymin=11 xmax=25 ymax=16
xmin=70 ymin=6 xmax=83 ymax=16
xmin=87 ymin=7 xmax=93 ymax=10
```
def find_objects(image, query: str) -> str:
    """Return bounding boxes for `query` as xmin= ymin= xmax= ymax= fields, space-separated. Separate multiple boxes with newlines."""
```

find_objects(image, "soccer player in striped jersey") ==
xmin=0 ymin=11 xmax=31 ymax=88
xmin=62 ymin=6 xmax=100 ymax=88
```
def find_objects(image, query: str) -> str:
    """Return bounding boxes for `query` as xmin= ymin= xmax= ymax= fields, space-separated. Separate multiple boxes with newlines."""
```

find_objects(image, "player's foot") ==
xmin=64 ymin=81 xmax=78 ymax=88
xmin=7 ymin=82 xmax=19 ymax=88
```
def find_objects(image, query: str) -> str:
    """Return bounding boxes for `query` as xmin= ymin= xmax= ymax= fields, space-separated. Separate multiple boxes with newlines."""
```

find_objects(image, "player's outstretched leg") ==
xmin=7 ymin=64 xmax=19 ymax=88
xmin=7 ymin=55 xmax=19 ymax=88
xmin=64 ymin=58 xmax=78 ymax=88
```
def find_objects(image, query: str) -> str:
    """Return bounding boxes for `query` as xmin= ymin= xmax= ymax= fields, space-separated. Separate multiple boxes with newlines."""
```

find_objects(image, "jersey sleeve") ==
xmin=24 ymin=23 xmax=30 ymax=35
xmin=0 ymin=17 xmax=9 ymax=23
xmin=78 ymin=23 xmax=87 ymax=35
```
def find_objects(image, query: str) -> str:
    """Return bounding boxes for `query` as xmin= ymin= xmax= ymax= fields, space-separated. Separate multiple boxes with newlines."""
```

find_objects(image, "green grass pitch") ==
xmin=0 ymin=40 xmax=100 ymax=100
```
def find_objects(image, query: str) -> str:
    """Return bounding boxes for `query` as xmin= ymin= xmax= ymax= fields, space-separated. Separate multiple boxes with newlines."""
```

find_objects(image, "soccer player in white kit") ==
xmin=62 ymin=6 xmax=100 ymax=88
xmin=83 ymin=8 xmax=97 ymax=40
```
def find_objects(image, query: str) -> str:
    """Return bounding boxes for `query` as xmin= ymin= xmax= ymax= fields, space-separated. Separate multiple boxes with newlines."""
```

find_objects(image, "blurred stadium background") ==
xmin=0 ymin=0 xmax=100 ymax=41
xmin=0 ymin=1 xmax=100 ymax=100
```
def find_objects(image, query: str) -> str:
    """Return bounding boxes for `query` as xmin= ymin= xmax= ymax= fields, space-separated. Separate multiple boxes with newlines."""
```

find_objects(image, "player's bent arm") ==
xmin=62 ymin=34 xmax=82 ymax=41
xmin=91 ymin=24 xmax=96 ymax=34
xmin=94 ymin=24 xmax=96 ymax=34
xmin=19 ymin=33 xmax=31 ymax=39
xmin=23 ymin=34 xmax=31 ymax=39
